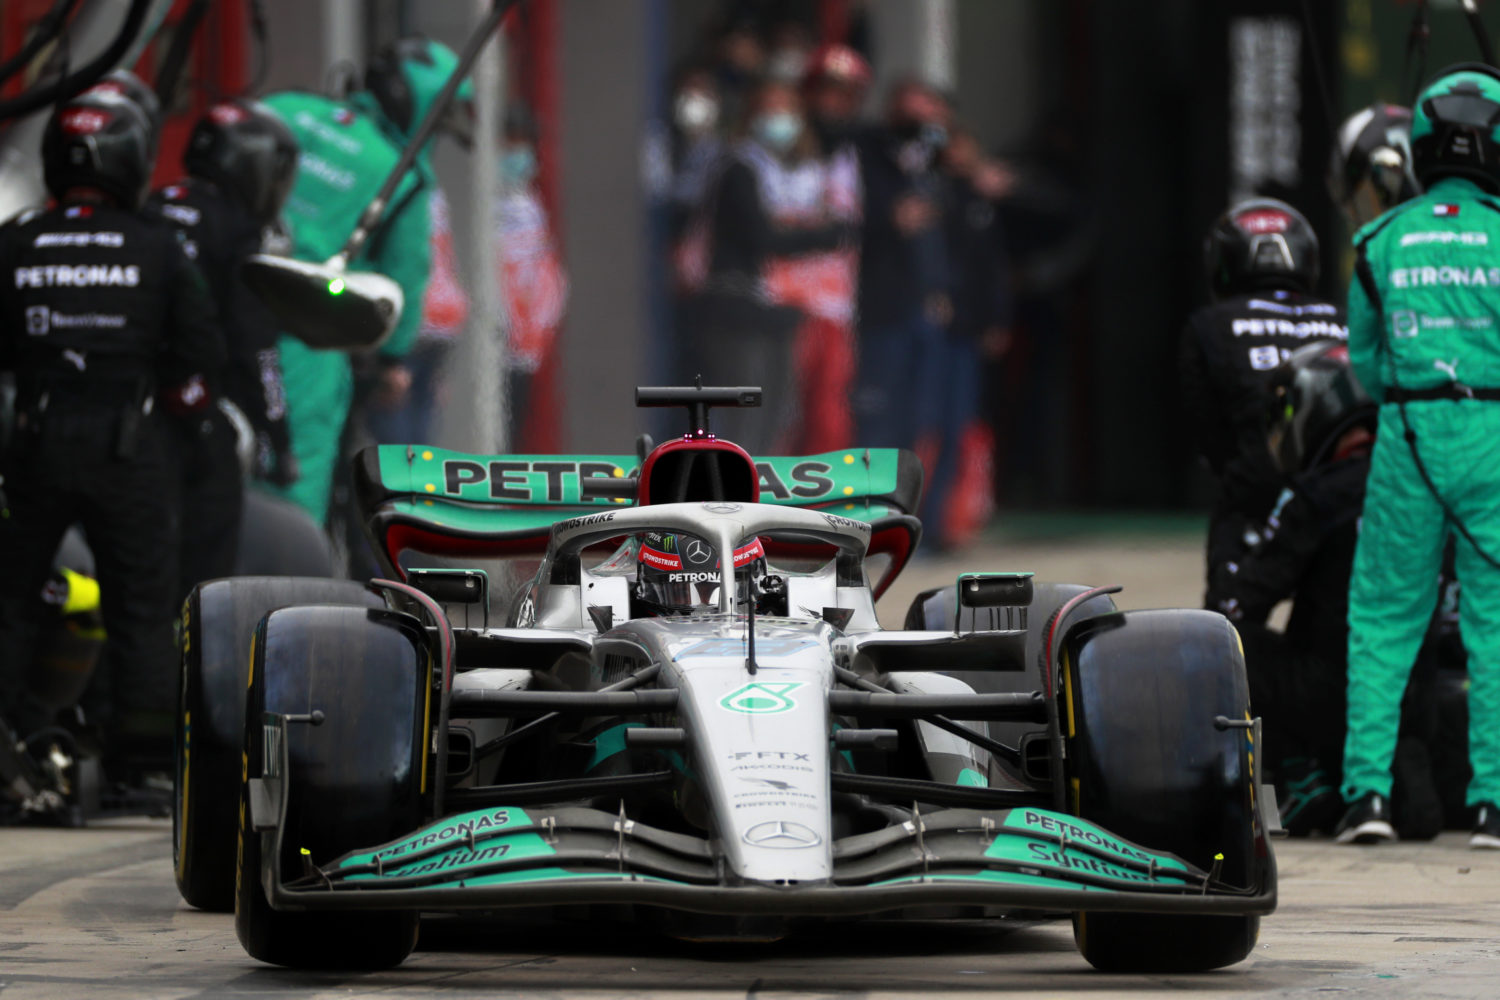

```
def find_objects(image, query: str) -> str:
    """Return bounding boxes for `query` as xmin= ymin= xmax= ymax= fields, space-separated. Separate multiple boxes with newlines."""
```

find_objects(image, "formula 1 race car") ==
xmin=172 ymin=385 xmax=1276 ymax=973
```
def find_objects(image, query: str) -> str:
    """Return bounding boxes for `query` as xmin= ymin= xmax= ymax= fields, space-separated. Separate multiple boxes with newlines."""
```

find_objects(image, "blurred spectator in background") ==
xmin=927 ymin=125 xmax=1011 ymax=549
xmin=663 ymin=66 xmax=727 ymax=245
xmin=684 ymin=78 xmax=850 ymax=453
xmin=764 ymin=19 xmax=813 ymax=84
xmin=363 ymin=186 xmax=468 ymax=449
xmin=853 ymin=78 xmax=953 ymax=462
xmin=773 ymin=44 xmax=869 ymax=453
xmin=714 ymin=19 xmax=765 ymax=129
xmin=493 ymin=102 xmax=568 ymax=448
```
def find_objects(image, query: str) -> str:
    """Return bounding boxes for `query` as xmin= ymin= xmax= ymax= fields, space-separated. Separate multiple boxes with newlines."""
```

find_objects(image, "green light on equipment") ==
xmin=328 ymin=277 xmax=346 ymax=295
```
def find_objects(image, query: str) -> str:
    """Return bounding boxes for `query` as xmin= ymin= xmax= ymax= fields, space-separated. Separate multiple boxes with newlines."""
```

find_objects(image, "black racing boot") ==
xmin=1334 ymin=792 xmax=1397 ymax=845
xmin=1470 ymin=802 xmax=1500 ymax=850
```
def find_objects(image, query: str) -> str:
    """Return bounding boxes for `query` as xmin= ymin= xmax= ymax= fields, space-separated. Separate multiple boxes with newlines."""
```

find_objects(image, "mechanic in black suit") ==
xmin=0 ymin=91 xmax=223 ymax=776
xmin=1212 ymin=342 xmax=1457 ymax=839
xmin=148 ymin=98 xmax=299 ymax=597
xmin=1179 ymin=198 xmax=1347 ymax=606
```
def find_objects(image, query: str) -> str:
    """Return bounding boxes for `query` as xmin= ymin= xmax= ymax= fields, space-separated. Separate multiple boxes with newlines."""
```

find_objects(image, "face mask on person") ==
xmin=500 ymin=146 xmax=537 ymax=186
xmin=752 ymin=111 xmax=802 ymax=154
xmin=674 ymin=90 xmax=719 ymax=134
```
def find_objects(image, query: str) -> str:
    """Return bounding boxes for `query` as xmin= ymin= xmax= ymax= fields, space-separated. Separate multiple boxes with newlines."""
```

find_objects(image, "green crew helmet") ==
xmin=1410 ymin=63 xmax=1500 ymax=193
xmin=365 ymin=35 xmax=476 ymax=145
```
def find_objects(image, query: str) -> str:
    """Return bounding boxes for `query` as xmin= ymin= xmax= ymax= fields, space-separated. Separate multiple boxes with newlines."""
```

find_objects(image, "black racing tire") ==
xmin=174 ymin=578 xmax=382 ymax=912
xmin=235 ymin=490 xmax=336 ymax=577
xmin=1063 ymin=609 xmax=1264 ymax=973
xmin=235 ymin=604 xmax=427 ymax=969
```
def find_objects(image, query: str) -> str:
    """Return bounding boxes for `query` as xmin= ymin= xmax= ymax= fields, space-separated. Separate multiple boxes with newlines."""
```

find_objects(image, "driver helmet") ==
xmin=635 ymin=531 xmax=767 ymax=616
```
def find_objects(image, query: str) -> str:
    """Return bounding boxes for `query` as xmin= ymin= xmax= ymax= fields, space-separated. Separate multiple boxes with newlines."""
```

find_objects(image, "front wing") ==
xmin=249 ymin=790 xmax=1276 ymax=918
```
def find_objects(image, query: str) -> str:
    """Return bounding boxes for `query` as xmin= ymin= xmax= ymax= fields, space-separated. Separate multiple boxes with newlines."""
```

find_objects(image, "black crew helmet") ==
xmin=183 ymin=99 xmax=300 ymax=224
xmin=1205 ymin=197 xmax=1320 ymax=300
xmin=1409 ymin=63 xmax=1500 ymax=194
xmin=41 ymin=90 xmax=154 ymax=209
xmin=85 ymin=69 xmax=163 ymax=148
xmin=1266 ymin=341 xmax=1376 ymax=476
xmin=1330 ymin=103 xmax=1421 ymax=227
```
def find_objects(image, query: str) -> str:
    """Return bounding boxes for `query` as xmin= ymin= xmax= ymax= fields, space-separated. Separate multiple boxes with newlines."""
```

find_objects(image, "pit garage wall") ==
xmin=1080 ymin=0 xmax=1341 ymax=506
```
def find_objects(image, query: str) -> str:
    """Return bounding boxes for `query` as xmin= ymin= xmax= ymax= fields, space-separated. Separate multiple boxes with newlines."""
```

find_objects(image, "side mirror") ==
xmin=241 ymin=254 xmax=403 ymax=350
xmin=957 ymin=572 xmax=1034 ymax=609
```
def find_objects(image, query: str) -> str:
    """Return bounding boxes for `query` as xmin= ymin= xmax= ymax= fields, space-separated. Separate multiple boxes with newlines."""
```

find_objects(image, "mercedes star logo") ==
xmin=742 ymin=820 xmax=822 ymax=849
xmin=686 ymin=539 xmax=712 ymax=565
xmin=703 ymin=502 xmax=742 ymax=514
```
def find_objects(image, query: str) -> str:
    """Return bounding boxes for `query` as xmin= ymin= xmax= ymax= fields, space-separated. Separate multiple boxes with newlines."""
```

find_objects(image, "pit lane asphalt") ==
xmin=4 ymin=520 xmax=1496 ymax=998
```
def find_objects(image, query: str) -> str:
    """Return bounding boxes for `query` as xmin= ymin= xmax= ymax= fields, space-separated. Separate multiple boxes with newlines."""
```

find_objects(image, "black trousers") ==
xmin=0 ymin=407 xmax=178 ymax=762
xmin=169 ymin=408 xmax=243 ymax=601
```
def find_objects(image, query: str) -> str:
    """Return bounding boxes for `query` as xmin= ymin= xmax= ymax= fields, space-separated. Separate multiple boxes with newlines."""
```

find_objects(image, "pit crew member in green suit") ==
xmin=1337 ymin=64 xmax=1500 ymax=849
xmin=261 ymin=36 xmax=472 ymax=523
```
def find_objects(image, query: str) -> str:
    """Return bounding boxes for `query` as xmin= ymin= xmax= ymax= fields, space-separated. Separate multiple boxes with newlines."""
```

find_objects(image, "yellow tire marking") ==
xmin=176 ymin=710 xmax=190 ymax=880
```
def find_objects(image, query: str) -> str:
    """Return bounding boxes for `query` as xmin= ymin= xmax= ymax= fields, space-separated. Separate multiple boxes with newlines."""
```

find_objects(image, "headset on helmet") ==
xmin=183 ymin=98 xmax=300 ymax=224
xmin=1330 ymin=103 xmax=1421 ymax=227
xmin=1204 ymin=197 xmax=1320 ymax=300
xmin=1410 ymin=63 xmax=1500 ymax=194
xmin=634 ymin=532 xmax=775 ymax=616
xmin=1266 ymin=341 xmax=1376 ymax=476
xmin=42 ymin=90 xmax=154 ymax=210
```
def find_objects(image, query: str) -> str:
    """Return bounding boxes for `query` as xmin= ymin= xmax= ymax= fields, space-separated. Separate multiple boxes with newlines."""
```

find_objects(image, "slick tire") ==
xmin=175 ymin=578 xmax=382 ymax=912
xmin=235 ymin=604 xmax=427 ymax=969
xmin=1063 ymin=609 xmax=1263 ymax=973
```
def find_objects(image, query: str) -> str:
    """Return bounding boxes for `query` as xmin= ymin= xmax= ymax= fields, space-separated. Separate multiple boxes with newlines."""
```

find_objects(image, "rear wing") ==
xmin=353 ymin=445 xmax=923 ymax=597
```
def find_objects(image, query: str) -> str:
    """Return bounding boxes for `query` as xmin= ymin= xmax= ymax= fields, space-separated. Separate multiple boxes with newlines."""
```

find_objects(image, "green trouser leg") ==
xmin=1345 ymin=401 xmax=1500 ymax=806
xmin=255 ymin=335 xmax=353 ymax=525
xmin=1440 ymin=402 xmax=1500 ymax=806
xmin=1342 ymin=405 xmax=1447 ymax=802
